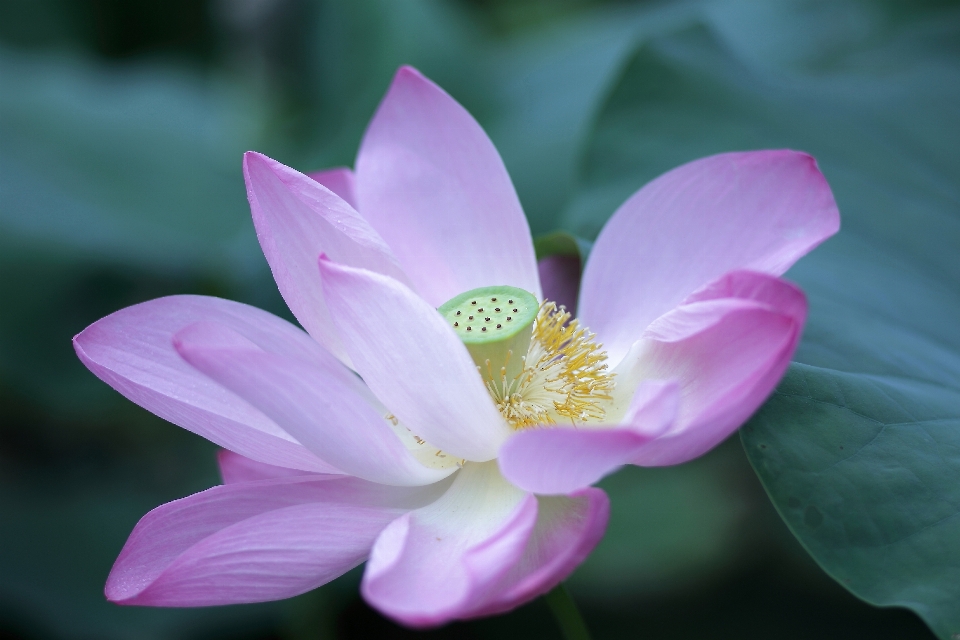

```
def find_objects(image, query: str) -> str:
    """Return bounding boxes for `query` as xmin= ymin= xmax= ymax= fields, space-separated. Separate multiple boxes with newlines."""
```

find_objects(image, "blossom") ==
xmin=73 ymin=66 xmax=839 ymax=626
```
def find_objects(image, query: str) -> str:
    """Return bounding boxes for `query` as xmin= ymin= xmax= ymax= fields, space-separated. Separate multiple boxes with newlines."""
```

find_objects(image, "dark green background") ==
xmin=1 ymin=0 xmax=957 ymax=638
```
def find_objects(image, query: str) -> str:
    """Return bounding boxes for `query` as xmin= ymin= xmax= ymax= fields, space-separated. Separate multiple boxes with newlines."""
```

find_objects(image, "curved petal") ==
xmin=218 ymin=450 xmax=330 ymax=484
xmin=361 ymin=462 xmax=535 ymax=627
xmin=355 ymin=66 xmax=540 ymax=306
xmin=106 ymin=475 xmax=448 ymax=606
xmin=579 ymin=150 xmax=839 ymax=365
xmin=538 ymin=255 xmax=581 ymax=316
xmin=682 ymin=267 xmax=808 ymax=323
xmin=175 ymin=322 xmax=454 ymax=487
xmin=498 ymin=380 xmax=678 ymax=495
xmin=244 ymin=152 xmax=408 ymax=365
xmin=307 ymin=166 xmax=357 ymax=209
xmin=464 ymin=488 xmax=610 ymax=619
xmin=621 ymin=272 xmax=807 ymax=466
xmin=319 ymin=257 xmax=510 ymax=462
xmin=73 ymin=295 xmax=338 ymax=473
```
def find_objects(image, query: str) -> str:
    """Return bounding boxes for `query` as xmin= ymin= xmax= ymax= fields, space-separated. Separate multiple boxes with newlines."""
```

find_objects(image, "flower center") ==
xmin=440 ymin=286 xmax=615 ymax=430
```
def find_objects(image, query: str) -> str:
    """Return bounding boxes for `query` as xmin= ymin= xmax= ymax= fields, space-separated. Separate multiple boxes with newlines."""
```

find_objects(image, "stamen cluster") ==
xmin=487 ymin=301 xmax=615 ymax=429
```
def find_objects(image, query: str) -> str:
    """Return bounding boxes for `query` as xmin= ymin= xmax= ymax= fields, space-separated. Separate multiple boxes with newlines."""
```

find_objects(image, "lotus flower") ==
xmin=73 ymin=66 xmax=839 ymax=626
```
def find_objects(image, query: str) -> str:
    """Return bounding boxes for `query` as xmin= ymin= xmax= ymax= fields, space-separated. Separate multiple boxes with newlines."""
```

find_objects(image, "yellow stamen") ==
xmin=486 ymin=301 xmax=615 ymax=430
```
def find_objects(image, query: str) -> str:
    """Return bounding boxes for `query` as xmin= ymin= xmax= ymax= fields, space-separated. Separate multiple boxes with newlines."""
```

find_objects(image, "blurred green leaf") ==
xmin=564 ymin=1 xmax=960 ymax=635
xmin=485 ymin=2 xmax=698 ymax=234
xmin=289 ymin=0 xmax=486 ymax=168
xmin=742 ymin=366 xmax=960 ymax=640
xmin=0 ymin=48 xmax=264 ymax=272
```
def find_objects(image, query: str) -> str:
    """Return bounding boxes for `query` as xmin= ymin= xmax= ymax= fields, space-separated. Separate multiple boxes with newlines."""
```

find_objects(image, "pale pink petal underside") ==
xmin=244 ymin=152 xmax=407 ymax=365
xmin=307 ymin=166 xmax=357 ymax=209
xmin=73 ymin=295 xmax=337 ymax=473
xmin=361 ymin=462 xmax=535 ymax=627
xmin=579 ymin=150 xmax=838 ymax=365
xmin=175 ymin=322 xmax=453 ymax=487
xmin=218 ymin=450 xmax=330 ymax=484
xmin=355 ymin=66 xmax=540 ymax=306
xmin=106 ymin=476 xmax=447 ymax=606
xmin=319 ymin=258 xmax=510 ymax=462
xmin=465 ymin=488 xmax=610 ymax=618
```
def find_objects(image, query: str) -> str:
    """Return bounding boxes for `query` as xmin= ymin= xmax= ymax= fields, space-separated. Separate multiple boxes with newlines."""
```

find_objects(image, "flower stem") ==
xmin=544 ymin=583 xmax=592 ymax=640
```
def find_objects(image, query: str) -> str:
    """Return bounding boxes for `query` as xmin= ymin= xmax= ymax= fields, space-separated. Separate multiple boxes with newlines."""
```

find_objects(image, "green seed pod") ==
xmin=437 ymin=285 xmax=539 ymax=391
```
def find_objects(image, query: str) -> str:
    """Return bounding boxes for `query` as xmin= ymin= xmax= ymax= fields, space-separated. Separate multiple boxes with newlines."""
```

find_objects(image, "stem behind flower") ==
xmin=544 ymin=583 xmax=592 ymax=640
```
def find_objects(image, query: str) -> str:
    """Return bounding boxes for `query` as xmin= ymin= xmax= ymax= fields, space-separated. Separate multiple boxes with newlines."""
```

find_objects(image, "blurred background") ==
xmin=1 ymin=0 xmax=958 ymax=638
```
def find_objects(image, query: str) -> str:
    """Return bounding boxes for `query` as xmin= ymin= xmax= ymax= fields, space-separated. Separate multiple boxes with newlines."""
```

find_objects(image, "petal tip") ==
xmin=71 ymin=331 xmax=85 ymax=354
xmin=242 ymin=150 xmax=269 ymax=174
xmin=242 ymin=150 xmax=275 ymax=178
xmin=395 ymin=64 xmax=425 ymax=82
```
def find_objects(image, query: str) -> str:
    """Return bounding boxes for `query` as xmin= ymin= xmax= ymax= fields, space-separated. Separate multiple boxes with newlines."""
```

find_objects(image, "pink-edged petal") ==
xmin=642 ymin=297 xmax=767 ymax=343
xmin=107 ymin=475 xmax=448 ymax=606
xmin=307 ymin=166 xmax=357 ymax=209
xmin=683 ymin=267 xmax=808 ymax=323
xmin=538 ymin=255 xmax=581 ymax=316
xmin=217 ymin=450 xmax=333 ymax=484
xmin=498 ymin=380 xmax=678 ymax=495
xmin=73 ymin=295 xmax=338 ymax=473
xmin=175 ymin=322 xmax=453 ymax=487
xmin=464 ymin=488 xmax=610 ymax=619
xmin=319 ymin=258 xmax=509 ymax=462
xmin=244 ymin=152 xmax=408 ymax=365
xmin=355 ymin=66 xmax=540 ymax=306
xmin=362 ymin=462 xmax=536 ymax=627
xmin=622 ymin=272 xmax=807 ymax=466
xmin=579 ymin=150 xmax=839 ymax=364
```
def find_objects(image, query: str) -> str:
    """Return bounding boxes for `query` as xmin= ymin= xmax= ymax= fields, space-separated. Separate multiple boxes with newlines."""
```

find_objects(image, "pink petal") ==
xmin=319 ymin=258 xmax=509 ymax=462
xmin=307 ymin=167 xmax=357 ymax=209
xmin=465 ymin=488 xmax=610 ymax=619
xmin=361 ymin=462 xmax=536 ymax=627
xmin=579 ymin=150 xmax=839 ymax=364
xmin=73 ymin=295 xmax=338 ymax=473
xmin=355 ymin=66 xmax=540 ymax=306
xmin=175 ymin=322 xmax=454 ymax=487
xmin=498 ymin=380 xmax=678 ymax=495
xmin=244 ymin=152 xmax=408 ymax=365
xmin=106 ymin=475 xmax=448 ymax=606
xmin=538 ymin=255 xmax=581 ymax=316
xmin=624 ymin=271 xmax=807 ymax=466
xmin=218 ymin=450 xmax=329 ymax=484
xmin=684 ymin=267 xmax=808 ymax=323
